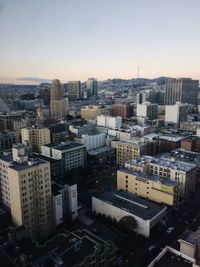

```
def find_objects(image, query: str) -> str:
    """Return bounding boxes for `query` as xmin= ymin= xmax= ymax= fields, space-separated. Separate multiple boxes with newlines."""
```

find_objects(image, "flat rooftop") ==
xmin=54 ymin=142 xmax=85 ymax=151
xmin=180 ymin=230 xmax=200 ymax=245
xmin=0 ymin=153 xmax=48 ymax=171
xmin=119 ymin=167 xmax=178 ymax=187
xmin=126 ymin=155 xmax=196 ymax=172
xmin=157 ymin=135 xmax=183 ymax=142
xmin=152 ymin=250 xmax=194 ymax=267
xmin=95 ymin=190 xmax=166 ymax=220
xmin=44 ymin=141 xmax=85 ymax=151
xmin=15 ymin=229 xmax=117 ymax=267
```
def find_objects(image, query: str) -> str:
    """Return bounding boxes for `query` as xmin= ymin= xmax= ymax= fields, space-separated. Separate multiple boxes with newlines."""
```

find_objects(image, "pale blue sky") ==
xmin=0 ymin=0 xmax=200 ymax=83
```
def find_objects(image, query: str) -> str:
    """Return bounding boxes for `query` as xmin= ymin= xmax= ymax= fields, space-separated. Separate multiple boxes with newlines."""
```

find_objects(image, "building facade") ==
xmin=41 ymin=142 xmax=87 ymax=172
xmin=21 ymin=126 xmax=51 ymax=152
xmin=136 ymin=102 xmax=158 ymax=120
xmin=97 ymin=115 xmax=122 ymax=129
xmin=116 ymin=140 xmax=147 ymax=165
xmin=0 ymin=144 xmax=52 ymax=239
xmin=50 ymin=79 xmax=68 ymax=118
xmin=80 ymin=133 xmax=106 ymax=151
xmin=165 ymin=78 xmax=199 ymax=105
xmin=117 ymin=167 xmax=179 ymax=206
xmin=81 ymin=105 xmax=110 ymax=120
xmin=86 ymin=78 xmax=97 ymax=97
xmin=165 ymin=102 xmax=188 ymax=124
xmin=68 ymin=81 xmax=81 ymax=100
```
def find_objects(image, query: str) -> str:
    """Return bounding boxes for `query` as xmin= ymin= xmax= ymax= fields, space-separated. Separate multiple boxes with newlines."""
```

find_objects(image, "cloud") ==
xmin=17 ymin=77 xmax=51 ymax=84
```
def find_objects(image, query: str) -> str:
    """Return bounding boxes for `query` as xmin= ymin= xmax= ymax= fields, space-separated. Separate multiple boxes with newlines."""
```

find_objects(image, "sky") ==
xmin=0 ymin=0 xmax=200 ymax=84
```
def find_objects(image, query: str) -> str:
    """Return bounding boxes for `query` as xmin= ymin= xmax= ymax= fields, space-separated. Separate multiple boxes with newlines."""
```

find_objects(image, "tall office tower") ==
xmin=0 ymin=144 xmax=52 ymax=239
xmin=86 ymin=78 xmax=97 ymax=97
xmin=165 ymin=78 xmax=199 ymax=105
xmin=68 ymin=81 xmax=81 ymax=100
xmin=50 ymin=79 xmax=68 ymax=118
xmin=21 ymin=126 xmax=51 ymax=152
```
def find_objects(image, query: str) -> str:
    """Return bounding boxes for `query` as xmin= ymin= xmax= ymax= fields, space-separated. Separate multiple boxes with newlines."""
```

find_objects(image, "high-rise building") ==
xmin=21 ymin=126 xmax=51 ymax=152
xmin=165 ymin=78 xmax=199 ymax=105
xmin=111 ymin=103 xmax=132 ymax=118
xmin=68 ymin=81 xmax=81 ymax=100
xmin=50 ymin=79 xmax=68 ymax=118
xmin=165 ymin=102 xmax=188 ymax=124
xmin=86 ymin=78 xmax=97 ymax=97
xmin=136 ymin=102 xmax=158 ymax=120
xmin=0 ymin=144 xmax=52 ymax=239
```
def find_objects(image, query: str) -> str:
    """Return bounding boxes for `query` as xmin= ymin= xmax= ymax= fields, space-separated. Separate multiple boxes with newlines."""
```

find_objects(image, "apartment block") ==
xmin=165 ymin=102 xmax=188 ymax=124
xmin=136 ymin=102 xmax=158 ymax=120
xmin=111 ymin=103 xmax=132 ymax=118
xmin=21 ymin=126 xmax=51 ymax=152
xmin=117 ymin=167 xmax=179 ymax=206
xmin=125 ymin=156 xmax=197 ymax=198
xmin=0 ymin=144 xmax=52 ymax=239
xmin=116 ymin=140 xmax=147 ymax=165
xmin=41 ymin=141 xmax=87 ymax=172
xmin=80 ymin=133 xmax=106 ymax=151
xmin=97 ymin=115 xmax=122 ymax=130
xmin=80 ymin=105 xmax=110 ymax=120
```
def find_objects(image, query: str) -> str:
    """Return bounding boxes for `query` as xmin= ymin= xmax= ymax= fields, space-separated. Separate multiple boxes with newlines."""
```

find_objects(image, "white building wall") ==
xmin=92 ymin=197 xmax=150 ymax=237
xmin=97 ymin=115 xmax=122 ymax=130
xmin=52 ymin=194 xmax=63 ymax=226
xmin=165 ymin=102 xmax=188 ymax=124
xmin=81 ymin=133 xmax=106 ymax=151
xmin=66 ymin=184 xmax=78 ymax=221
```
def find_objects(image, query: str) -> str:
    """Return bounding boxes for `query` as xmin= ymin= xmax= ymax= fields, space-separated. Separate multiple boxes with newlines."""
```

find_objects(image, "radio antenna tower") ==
xmin=137 ymin=66 xmax=140 ymax=79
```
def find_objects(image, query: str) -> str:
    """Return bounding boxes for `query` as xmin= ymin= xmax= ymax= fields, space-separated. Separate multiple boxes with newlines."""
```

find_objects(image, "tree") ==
xmin=118 ymin=216 xmax=137 ymax=232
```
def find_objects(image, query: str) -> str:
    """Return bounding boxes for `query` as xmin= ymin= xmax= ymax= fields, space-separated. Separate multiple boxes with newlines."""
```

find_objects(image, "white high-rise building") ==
xmin=165 ymin=102 xmax=188 ymax=124
xmin=136 ymin=102 xmax=158 ymax=120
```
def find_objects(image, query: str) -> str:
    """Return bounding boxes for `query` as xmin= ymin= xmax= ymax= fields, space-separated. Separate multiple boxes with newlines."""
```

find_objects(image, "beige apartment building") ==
xmin=117 ymin=168 xmax=180 ymax=206
xmin=21 ymin=126 xmax=51 ymax=152
xmin=0 ymin=144 xmax=52 ymax=239
xmin=80 ymin=105 xmax=110 ymax=120
xmin=116 ymin=140 xmax=147 ymax=166
xmin=124 ymin=156 xmax=197 ymax=198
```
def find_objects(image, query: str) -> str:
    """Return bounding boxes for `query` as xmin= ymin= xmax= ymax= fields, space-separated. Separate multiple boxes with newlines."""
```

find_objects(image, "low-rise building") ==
xmin=124 ymin=156 xmax=197 ymax=198
xmin=92 ymin=190 xmax=167 ymax=238
xmin=148 ymin=246 xmax=199 ymax=267
xmin=117 ymin=167 xmax=179 ymax=206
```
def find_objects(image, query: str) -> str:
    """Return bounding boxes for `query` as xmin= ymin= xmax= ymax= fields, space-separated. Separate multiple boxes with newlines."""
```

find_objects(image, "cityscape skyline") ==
xmin=1 ymin=0 xmax=200 ymax=84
